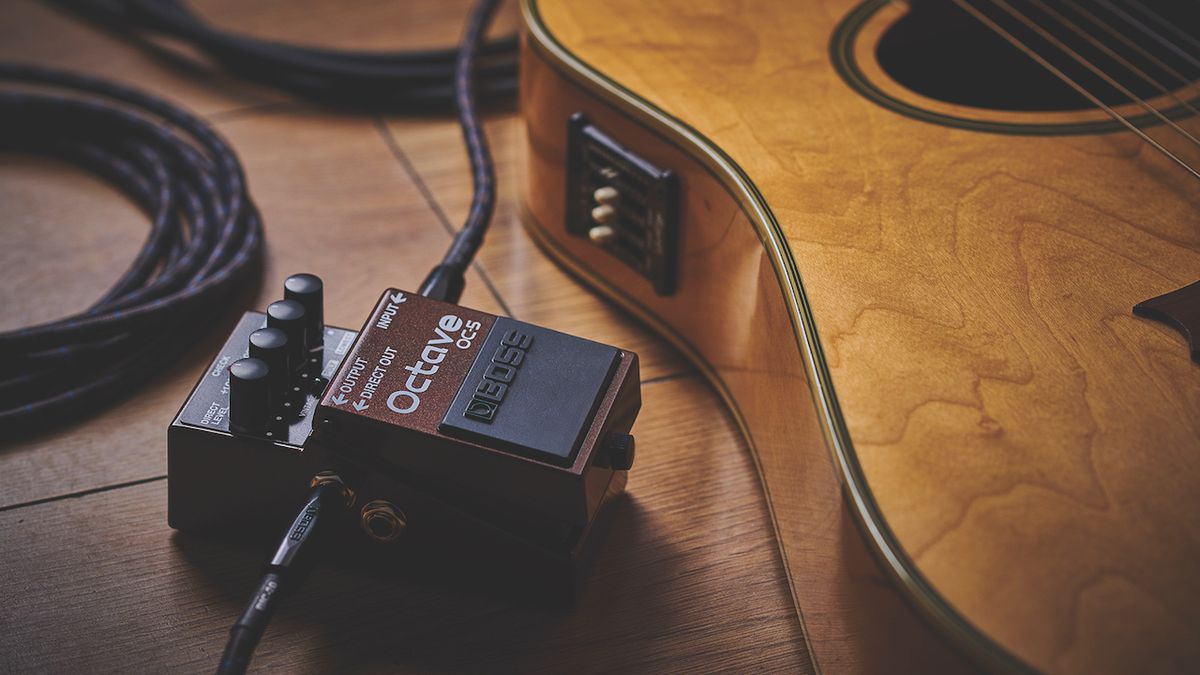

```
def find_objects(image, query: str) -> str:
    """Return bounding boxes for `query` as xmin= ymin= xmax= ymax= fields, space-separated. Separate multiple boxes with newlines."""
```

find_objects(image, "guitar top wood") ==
xmin=533 ymin=0 xmax=1200 ymax=671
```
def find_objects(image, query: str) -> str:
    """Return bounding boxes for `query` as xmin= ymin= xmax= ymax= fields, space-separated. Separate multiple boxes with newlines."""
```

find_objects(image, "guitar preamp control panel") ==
xmin=565 ymin=113 xmax=679 ymax=296
xmin=167 ymin=275 xmax=641 ymax=571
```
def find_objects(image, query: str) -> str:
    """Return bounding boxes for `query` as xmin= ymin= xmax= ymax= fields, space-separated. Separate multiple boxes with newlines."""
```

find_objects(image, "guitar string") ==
xmin=985 ymin=0 xmax=1200 ymax=151
xmin=1016 ymin=0 xmax=1200 ymax=130
xmin=964 ymin=0 xmax=1200 ymax=152
xmin=1097 ymin=0 xmax=1200 ymax=71
xmin=959 ymin=0 xmax=1199 ymax=137
xmin=1059 ymin=0 xmax=1199 ymax=98
xmin=1045 ymin=0 xmax=1200 ymax=121
xmin=1123 ymin=0 xmax=1200 ymax=54
xmin=1081 ymin=0 xmax=1200 ymax=121
xmin=949 ymin=0 xmax=1200 ymax=181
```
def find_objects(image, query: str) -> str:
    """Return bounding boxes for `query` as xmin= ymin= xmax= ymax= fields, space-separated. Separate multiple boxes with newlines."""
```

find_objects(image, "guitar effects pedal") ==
xmin=168 ymin=274 xmax=641 ymax=572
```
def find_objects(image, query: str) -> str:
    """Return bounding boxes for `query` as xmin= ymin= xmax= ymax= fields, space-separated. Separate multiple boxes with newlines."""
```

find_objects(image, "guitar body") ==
xmin=518 ymin=0 xmax=1200 ymax=672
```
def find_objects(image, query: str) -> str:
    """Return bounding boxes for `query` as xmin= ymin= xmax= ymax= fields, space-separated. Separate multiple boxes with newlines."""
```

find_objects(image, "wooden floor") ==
xmin=0 ymin=1 xmax=811 ymax=672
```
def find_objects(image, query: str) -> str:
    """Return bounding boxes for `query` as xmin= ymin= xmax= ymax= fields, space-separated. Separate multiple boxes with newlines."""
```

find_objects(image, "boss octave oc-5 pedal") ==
xmin=168 ymin=274 xmax=641 ymax=577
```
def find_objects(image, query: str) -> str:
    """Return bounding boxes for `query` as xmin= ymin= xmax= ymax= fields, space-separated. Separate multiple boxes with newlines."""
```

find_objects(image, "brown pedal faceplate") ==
xmin=312 ymin=289 xmax=642 ymax=529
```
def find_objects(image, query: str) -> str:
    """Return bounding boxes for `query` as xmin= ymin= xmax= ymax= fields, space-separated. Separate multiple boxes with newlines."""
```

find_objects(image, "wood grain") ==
xmin=0 ymin=1 xmax=811 ymax=672
xmin=526 ymin=0 xmax=1200 ymax=672
xmin=1 ymin=377 xmax=810 ymax=673
xmin=520 ymin=37 xmax=976 ymax=674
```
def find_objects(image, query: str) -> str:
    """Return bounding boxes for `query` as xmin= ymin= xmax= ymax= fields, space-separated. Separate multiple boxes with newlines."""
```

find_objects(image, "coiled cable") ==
xmin=0 ymin=62 xmax=263 ymax=432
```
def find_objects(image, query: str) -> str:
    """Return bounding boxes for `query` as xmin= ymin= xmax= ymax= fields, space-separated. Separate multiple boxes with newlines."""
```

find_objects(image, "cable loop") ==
xmin=0 ymin=62 xmax=263 ymax=431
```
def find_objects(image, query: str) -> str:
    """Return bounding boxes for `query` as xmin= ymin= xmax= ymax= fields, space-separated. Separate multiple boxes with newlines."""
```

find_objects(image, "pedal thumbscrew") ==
xmin=603 ymin=433 xmax=636 ymax=471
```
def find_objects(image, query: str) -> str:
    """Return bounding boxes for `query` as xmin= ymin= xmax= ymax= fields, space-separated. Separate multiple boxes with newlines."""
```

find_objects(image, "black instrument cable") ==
xmin=49 ymin=0 xmax=518 ymax=110
xmin=0 ymin=62 xmax=263 ymax=433
xmin=216 ymin=2 xmax=504 ymax=672
xmin=217 ymin=475 xmax=352 ymax=675
xmin=416 ymin=0 xmax=503 ymax=304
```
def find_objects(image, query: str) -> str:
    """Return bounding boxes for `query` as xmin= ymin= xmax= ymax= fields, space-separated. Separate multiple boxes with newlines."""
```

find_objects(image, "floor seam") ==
xmin=0 ymin=475 xmax=167 ymax=514
xmin=371 ymin=116 xmax=517 ymax=319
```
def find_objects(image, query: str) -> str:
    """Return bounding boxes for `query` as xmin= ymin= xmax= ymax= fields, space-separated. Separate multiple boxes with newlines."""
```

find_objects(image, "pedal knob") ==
xmin=229 ymin=357 xmax=272 ymax=434
xmin=266 ymin=299 xmax=307 ymax=371
xmin=284 ymin=273 xmax=324 ymax=350
xmin=248 ymin=327 xmax=290 ymax=394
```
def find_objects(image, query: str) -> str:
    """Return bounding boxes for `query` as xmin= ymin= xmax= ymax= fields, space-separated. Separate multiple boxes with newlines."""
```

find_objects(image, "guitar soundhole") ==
xmin=876 ymin=0 xmax=1200 ymax=112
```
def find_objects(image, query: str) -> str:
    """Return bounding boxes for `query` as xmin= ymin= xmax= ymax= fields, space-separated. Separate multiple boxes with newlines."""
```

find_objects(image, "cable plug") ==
xmin=216 ymin=474 xmax=351 ymax=675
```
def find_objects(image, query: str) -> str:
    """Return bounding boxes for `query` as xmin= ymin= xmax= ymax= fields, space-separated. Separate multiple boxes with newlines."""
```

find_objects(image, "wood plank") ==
xmin=0 ymin=377 xmax=810 ymax=674
xmin=384 ymin=115 xmax=692 ymax=380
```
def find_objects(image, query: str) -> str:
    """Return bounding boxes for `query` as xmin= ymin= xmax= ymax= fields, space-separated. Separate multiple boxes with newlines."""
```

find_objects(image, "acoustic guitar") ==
xmin=516 ymin=0 xmax=1200 ymax=672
